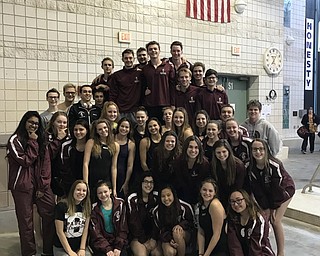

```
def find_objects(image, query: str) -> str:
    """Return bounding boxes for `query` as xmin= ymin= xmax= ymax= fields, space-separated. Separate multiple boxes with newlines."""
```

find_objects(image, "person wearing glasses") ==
xmin=127 ymin=172 xmax=162 ymax=256
xmin=248 ymin=138 xmax=295 ymax=256
xmin=196 ymin=178 xmax=228 ymax=256
xmin=7 ymin=111 xmax=56 ymax=256
xmin=196 ymin=69 xmax=228 ymax=120
xmin=58 ymin=83 xmax=77 ymax=112
xmin=40 ymin=88 xmax=60 ymax=128
xmin=227 ymin=189 xmax=275 ymax=256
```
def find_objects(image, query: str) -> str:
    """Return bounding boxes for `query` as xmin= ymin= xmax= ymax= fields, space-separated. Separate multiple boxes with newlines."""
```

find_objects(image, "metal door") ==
xmin=221 ymin=77 xmax=248 ymax=123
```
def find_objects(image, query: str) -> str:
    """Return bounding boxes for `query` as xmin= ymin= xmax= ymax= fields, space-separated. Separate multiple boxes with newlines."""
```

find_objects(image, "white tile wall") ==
xmin=0 ymin=0 xmax=306 ymax=142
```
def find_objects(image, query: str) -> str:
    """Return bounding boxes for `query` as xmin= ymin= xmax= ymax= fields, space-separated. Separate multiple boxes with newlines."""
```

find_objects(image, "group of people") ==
xmin=7 ymin=40 xmax=295 ymax=256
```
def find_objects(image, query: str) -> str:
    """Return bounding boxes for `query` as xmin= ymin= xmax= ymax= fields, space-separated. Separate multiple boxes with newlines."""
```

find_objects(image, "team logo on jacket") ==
xmin=160 ymin=69 xmax=166 ymax=75
xmin=114 ymin=210 xmax=120 ymax=222
xmin=79 ymin=111 xmax=86 ymax=118
xmin=240 ymin=227 xmax=252 ymax=238
xmin=189 ymin=97 xmax=195 ymax=103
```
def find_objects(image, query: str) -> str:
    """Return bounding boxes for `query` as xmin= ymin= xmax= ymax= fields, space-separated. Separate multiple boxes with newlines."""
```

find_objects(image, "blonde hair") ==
xmin=101 ymin=101 xmax=120 ymax=123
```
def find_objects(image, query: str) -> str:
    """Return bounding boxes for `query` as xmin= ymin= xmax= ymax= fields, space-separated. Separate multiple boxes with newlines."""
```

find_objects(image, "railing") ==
xmin=302 ymin=163 xmax=320 ymax=193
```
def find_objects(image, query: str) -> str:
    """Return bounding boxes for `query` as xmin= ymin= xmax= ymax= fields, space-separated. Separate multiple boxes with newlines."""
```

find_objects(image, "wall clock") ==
xmin=263 ymin=47 xmax=283 ymax=75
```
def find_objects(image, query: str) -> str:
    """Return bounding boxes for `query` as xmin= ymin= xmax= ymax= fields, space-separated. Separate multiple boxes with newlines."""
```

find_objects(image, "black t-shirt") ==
xmin=54 ymin=202 xmax=87 ymax=252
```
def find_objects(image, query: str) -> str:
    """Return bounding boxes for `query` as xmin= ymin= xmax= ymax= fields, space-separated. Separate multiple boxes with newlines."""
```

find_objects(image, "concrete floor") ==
xmin=1 ymin=146 xmax=320 ymax=255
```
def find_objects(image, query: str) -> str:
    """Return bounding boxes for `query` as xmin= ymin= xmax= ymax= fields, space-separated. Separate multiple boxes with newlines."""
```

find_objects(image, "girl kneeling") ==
xmin=152 ymin=185 xmax=195 ymax=256
xmin=54 ymin=180 xmax=91 ymax=256
xmin=228 ymin=189 xmax=275 ymax=256
xmin=90 ymin=181 xmax=128 ymax=256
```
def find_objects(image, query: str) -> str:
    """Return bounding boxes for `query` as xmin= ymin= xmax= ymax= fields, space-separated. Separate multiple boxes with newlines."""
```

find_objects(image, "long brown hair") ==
xmin=249 ymin=138 xmax=279 ymax=174
xmin=90 ymin=119 xmax=116 ymax=158
xmin=65 ymin=180 xmax=91 ymax=218
xmin=172 ymin=107 xmax=191 ymax=142
xmin=181 ymin=135 xmax=204 ymax=165
xmin=46 ymin=111 xmax=68 ymax=138
xmin=228 ymin=189 xmax=261 ymax=221
xmin=155 ymin=131 xmax=181 ymax=173
xmin=211 ymin=139 xmax=237 ymax=186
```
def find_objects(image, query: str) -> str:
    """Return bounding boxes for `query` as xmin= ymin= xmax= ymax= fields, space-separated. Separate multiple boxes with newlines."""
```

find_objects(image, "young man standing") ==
xmin=68 ymin=85 xmax=101 ymax=132
xmin=91 ymin=57 xmax=114 ymax=101
xmin=241 ymin=99 xmax=281 ymax=156
xmin=192 ymin=62 xmax=206 ymax=87
xmin=173 ymin=67 xmax=200 ymax=122
xmin=40 ymin=88 xmax=60 ymax=128
xmin=57 ymin=83 xmax=76 ymax=112
xmin=141 ymin=41 xmax=175 ymax=121
xmin=168 ymin=41 xmax=193 ymax=72
xmin=196 ymin=69 xmax=229 ymax=120
xmin=136 ymin=47 xmax=148 ymax=68
xmin=219 ymin=104 xmax=249 ymax=138
xmin=109 ymin=49 xmax=142 ymax=123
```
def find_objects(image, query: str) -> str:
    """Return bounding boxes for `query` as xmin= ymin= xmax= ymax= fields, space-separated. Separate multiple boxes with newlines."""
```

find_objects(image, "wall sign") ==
xmin=305 ymin=18 xmax=313 ymax=91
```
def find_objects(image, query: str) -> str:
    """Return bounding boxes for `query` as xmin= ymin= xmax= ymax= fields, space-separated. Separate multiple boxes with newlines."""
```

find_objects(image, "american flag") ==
xmin=186 ymin=0 xmax=231 ymax=23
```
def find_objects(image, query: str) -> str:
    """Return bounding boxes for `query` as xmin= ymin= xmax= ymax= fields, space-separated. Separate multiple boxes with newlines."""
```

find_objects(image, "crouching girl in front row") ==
xmin=228 ymin=189 xmax=275 ymax=256
xmin=152 ymin=185 xmax=195 ymax=256
xmin=89 ymin=180 xmax=128 ymax=256
xmin=54 ymin=180 xmax=91 ymax=256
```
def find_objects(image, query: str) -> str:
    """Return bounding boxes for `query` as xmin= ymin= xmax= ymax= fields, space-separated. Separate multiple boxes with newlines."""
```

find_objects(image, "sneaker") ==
xmin=301 ymin=150 xmax=306 ymax=154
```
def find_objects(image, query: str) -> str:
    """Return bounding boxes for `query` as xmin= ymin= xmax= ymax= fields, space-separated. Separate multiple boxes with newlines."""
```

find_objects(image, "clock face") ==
xmin=263 ymin=47 xmax=283 ymax=75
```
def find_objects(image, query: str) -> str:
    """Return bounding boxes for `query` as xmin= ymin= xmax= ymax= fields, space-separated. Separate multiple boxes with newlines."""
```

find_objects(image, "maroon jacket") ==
xmin=228 ymin=212 xmax=275 ymax=256
xmin=109 ymin=66 xmax=142 ymax=113
xmin=141 ymin=59 xmax=176 ymax=107
xmin=89 ymin=197 xmax=128 ymax=253
xmin=173 ymin=84 xmax=201 ymax=122
xmin=248 ymin=159 xmax=295 ymax=210
xmin=196 ymin=87 xmax=228 ymax=120
xmin=126 ymin=191 xmax=158 ymax=244
xmin=173 ymin=156 xmax=211 ymax=205
xmin=7 ymin=134 xmax=51 ymax=192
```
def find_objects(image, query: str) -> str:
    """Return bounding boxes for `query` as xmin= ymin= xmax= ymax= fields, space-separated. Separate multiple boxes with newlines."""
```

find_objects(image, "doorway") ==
xmin=220 ymin=76 xmax=248 ymax=123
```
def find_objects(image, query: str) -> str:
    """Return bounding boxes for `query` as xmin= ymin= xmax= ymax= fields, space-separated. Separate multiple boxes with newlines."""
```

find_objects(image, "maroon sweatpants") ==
xmin=12 ymin=188 xmax=55 ymax=256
